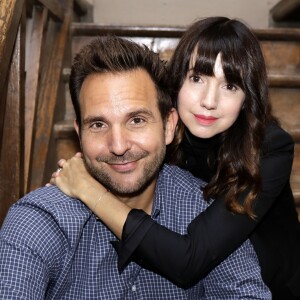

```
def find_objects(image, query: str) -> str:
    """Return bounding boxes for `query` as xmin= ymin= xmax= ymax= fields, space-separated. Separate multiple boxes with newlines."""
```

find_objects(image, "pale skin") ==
xmin=51 ymin=52 xmax=245 ymax=238
xmin=51 ymin=69 xmax=178 ymax=239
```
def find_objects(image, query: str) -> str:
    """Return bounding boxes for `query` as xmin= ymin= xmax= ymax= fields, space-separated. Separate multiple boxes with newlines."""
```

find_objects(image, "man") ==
xmin=0 ymin=36 xmax=270 ymax=299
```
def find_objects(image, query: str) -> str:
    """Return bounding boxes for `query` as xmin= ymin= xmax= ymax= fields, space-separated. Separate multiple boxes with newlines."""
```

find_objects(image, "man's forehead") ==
xmin=79 ymin=70 xmax=160 ymax=119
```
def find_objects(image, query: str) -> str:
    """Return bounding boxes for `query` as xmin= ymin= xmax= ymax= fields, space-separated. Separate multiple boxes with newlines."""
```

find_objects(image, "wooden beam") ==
xmin=71 ymin=23 xmax=186 ymax=38
xmin=29 ymin=1 xmax=72 ymax=191
xmin=71 ymin=23 xmax=300 ymax=41
xmin=0 ymin=0 xmax=24 ymax=143
xmin=0 ymin=14 xmax=25 ymax=226
xmin=24 ymin=6 xmax=48 ymax=193
xmin=268 ymin=73 xmax=300 ymax=88
xmin=36 ymin=0 xmax=65 ymax=21
xmin=255 ymin=28 xmax=300 ymax=41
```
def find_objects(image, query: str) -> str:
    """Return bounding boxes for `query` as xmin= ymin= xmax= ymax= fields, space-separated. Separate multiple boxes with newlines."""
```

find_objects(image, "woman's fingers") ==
xmin=57 ymin=159 xmax=66 ymax=168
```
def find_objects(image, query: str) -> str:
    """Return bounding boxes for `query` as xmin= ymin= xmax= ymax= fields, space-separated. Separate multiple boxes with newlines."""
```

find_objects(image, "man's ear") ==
xmin=165 ymin=108 xmax=179 ymax=145
xmin=74 ymin=119 xmax=80 ymax=138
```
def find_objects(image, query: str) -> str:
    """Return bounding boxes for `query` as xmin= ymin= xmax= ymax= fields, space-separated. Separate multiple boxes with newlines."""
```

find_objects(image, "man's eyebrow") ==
xmin=127 ymin=108 xmax=154 ymax=119
xmin=82 ymin=116 xmax=105 ymax=126
xmin=82 ymin=109 xmax=155 ymax=125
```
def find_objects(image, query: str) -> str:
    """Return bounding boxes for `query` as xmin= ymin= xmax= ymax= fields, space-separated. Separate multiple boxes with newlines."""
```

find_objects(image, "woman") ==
xmin=51 ymin=17 xmax=300 ymax=299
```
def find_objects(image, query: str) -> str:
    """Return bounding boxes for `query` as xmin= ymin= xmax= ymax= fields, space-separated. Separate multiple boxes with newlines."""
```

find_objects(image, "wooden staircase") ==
xmin=1 ymin=0 xmax=299 ymax=225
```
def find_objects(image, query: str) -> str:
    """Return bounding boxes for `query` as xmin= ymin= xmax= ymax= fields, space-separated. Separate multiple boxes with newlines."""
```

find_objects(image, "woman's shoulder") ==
xmin=262 ymin=122 xmax=294 ymax=156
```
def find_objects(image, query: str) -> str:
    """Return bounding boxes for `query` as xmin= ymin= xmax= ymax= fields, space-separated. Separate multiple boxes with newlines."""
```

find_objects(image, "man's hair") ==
xmin=69 ymin=36 xmax=172 ymax=126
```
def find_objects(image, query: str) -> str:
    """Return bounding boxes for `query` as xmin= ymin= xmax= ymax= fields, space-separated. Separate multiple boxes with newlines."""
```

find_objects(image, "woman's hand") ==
xmin=50 ymin=152 xmax=107 ymax=208
xmin=49 ymin=152 xmax=131 ymax=238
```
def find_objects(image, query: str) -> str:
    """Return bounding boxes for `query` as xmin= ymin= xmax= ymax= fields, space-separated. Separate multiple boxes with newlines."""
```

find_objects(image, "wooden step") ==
xmin=269 ymin=87 xmax=300 ymax=143
xmin=71 ymin=24 xmax=300 ymax=74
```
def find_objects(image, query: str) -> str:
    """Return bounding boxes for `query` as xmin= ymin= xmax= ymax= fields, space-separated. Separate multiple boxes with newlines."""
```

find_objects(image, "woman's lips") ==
xmin=194 ymin=114 xmax=218 ymax=125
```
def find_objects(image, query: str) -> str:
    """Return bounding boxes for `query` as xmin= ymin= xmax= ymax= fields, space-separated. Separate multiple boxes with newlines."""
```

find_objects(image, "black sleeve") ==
xmin=118 ymin=124 xmax=294 ymax=288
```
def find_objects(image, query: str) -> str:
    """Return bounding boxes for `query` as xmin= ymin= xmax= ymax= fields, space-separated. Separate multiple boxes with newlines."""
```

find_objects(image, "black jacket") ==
xmin=118 ymin=123 xmax=300 ymax=299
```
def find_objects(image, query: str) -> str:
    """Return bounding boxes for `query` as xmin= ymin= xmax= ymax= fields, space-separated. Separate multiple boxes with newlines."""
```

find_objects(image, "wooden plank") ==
xmin=24 ymin=6 xmax=48 ymax=193
xmin=268 ymin=73 xmax=300 ymax=88
xmin=71 ymin=23 xmax=300 ymax=41
xmin=255 ymin=28 xmax=300 ymax=41
xmin=71 ymin=23 xmax=186 ymax=38
xmin=0 ymin=15 xmax=25 ymax=226
xmin=0 ymin=0 xmax=24 ymax=146
xmin=36 ymin=0 xmax=65 ymax=21
xmin=29 ymin=1 xmax=72 ymax=191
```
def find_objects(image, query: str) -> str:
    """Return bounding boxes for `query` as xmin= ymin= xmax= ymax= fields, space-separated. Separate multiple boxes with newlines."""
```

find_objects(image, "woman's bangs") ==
xmin=190 ymin=36 xmax=220 ymax=76
xmin=222 ymin=55 xmax=245 ymax=89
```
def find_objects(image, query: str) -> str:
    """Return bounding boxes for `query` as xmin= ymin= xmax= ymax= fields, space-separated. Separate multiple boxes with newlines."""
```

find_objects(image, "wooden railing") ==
xmin=0 ymin=0 xmax=89 ymax=226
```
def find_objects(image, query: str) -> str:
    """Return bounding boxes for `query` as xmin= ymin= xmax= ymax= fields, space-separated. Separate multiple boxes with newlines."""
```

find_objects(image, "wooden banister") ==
xmin=0 ymin=0 xmax=25 ymax=149
xmin=24 ymin=6 xmax=48 ymax=191
xmin=29 ymin=1 xmax=73 ymax=191
xmin=0 ymin=10 xmax=26 ymax=224
xmin=0 ymin=0 xmax=87 ymax=226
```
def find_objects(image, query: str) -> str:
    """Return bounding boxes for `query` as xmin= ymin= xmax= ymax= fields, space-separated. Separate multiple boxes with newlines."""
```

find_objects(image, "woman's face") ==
xmin=178 ymin=53 xmax=245 ymax=139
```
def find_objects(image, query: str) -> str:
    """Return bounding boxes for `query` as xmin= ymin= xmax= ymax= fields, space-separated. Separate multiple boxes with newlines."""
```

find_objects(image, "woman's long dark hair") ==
xmin=168 ymin=17 xmax=277 ymax=218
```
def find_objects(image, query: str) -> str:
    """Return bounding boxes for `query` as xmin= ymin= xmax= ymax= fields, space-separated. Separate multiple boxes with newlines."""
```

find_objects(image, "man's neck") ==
xmin=116 ymin=179 xmax=156 ymax=215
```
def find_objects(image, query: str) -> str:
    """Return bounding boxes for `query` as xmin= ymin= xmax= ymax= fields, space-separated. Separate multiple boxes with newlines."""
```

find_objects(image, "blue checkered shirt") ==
xmin=0 ymin=164 xmax=271 ymax=299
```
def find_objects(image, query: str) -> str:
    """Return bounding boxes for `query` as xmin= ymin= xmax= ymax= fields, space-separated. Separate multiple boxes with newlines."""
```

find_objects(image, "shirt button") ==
xmin=132 ymin=285 xmax=136 ymax=292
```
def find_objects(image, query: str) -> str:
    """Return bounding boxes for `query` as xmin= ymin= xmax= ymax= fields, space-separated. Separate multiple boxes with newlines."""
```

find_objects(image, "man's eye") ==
xmin=90 ymin=122 xmax=105 ymax=129
xmin=131 ymin=117 xmax=145 ymax=125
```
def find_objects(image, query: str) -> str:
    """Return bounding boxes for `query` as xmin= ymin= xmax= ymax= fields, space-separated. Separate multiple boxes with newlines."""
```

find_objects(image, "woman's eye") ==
xmin=190 ymin=75 xmax=202 ymax=83
xmin=225 ymin=84 xmax=238 ymax=92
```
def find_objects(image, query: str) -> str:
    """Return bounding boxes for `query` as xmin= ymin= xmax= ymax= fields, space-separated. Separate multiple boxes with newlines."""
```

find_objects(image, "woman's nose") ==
xmin=200 ymin=85 xmax=218 ymax=110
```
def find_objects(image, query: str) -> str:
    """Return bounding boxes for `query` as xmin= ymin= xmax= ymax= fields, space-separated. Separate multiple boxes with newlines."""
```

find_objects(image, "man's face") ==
xmin=75 ymin=69 xmax=177 ymax=197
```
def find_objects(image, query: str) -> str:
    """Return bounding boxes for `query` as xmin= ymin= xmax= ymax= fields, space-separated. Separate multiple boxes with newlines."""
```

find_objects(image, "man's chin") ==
xmin=103 ymin=182 xmax=148 ymax=198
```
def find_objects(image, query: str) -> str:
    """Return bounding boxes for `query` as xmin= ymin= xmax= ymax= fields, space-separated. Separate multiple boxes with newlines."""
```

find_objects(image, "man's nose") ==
xmin=108 ymin=126 xmax=132 ymax=156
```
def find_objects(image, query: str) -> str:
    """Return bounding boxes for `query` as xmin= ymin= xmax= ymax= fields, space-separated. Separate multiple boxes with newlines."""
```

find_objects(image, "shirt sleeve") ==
xmin=0 ymin=201 xmax=66 ymax=299
xmin=202 ymin=240 xmax=271 ymax=299
xmin=117 ymin=124 xmax=294 ymax=288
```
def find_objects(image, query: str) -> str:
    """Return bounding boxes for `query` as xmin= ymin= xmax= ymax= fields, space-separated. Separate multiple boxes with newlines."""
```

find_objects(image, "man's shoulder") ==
xmin=18 ymin=185 xmax=90 ymax=218
xmin=3 ymin=186 xmax=92 ymax=241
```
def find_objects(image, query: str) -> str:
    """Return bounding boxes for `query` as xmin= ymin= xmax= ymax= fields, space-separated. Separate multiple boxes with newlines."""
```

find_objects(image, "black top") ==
xmin=116 ymin=123 xmax=300 ymax=299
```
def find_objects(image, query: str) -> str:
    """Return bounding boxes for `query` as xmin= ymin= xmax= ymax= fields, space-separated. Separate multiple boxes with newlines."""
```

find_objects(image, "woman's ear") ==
xmin=165 ymin=108 xmax=179 ymax=145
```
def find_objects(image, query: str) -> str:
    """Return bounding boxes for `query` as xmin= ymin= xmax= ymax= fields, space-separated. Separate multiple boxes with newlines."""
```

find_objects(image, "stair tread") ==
xmin=71 ymin=23 xmax=300 ymax=41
